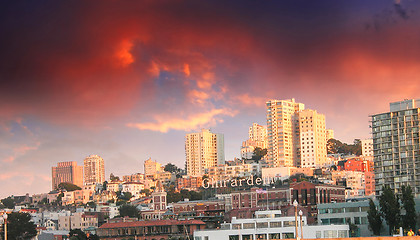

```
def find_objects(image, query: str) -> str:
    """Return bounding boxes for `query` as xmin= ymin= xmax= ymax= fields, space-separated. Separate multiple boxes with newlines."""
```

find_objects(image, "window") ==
xmin=256 ymin=234 xmax=267 ymax=240
xmin=257 ymin=222 xmax=268 ymax=228
xmin=232 ymin=224 xmax=241 ymax=229
xmin=269 ymin=233 xmax=280 ymax=239
xmin=270 ymin=222 xmax=282 ymax=228
xmin=243 ymin=223 xmax=255 ymax=229
xmin=229 ymin=236 xmax=239 ymax=240
xmin=243 ymin=235 xmax=253 ymax=240
xmin=282 ymin=233 xmax=294 ymax=239
xmin=338 ymin=230 xmax=348 ymax=238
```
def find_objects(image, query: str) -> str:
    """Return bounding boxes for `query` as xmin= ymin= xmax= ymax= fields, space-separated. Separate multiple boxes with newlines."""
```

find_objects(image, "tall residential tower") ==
xmin=266 ymin=99 xmax=328 ymax=168
xmin=266 ymin=99 xmax=304 ymax=167
xmin=185 ymin=129 xmax=224 ymax=176
xmin=371 ymin=99 xmax=420 ymax=196
xmin=83 ymin=154 xmax=105 ymax=185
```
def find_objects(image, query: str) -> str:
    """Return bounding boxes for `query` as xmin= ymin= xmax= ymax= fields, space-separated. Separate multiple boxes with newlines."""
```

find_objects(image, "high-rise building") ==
xmin=266 ymin=99 xmax=328 ymax=168
xmin=241 ymin=123 xmax=268 ymax=159
xmin=52 ymin=161 xmax=83 ymax=190
xmin=266 ymin=99 xmax=305 ymax=167
xmin=249 ymin=123 xmax=268 ymax=148
xmin=185 ymin=129 xmax=224 ymax=176
xmin=83 ymin=155 xmax=105 ymax=185
xmin=371 ymin=99 xmax=420 ymax=195
xmin=298 ymin=109 xmax=327 ymax=168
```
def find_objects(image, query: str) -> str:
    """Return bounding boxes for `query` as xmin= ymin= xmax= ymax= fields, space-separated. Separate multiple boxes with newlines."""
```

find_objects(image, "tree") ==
xmin=379 ymin=185 xmax=400 ymax=235
xmin=252 ymin=147 xmax=267 ymax=161
xmin=401 ymin=185 xmax=416 ymax=231
xmin=140 ymin=189 xmax=151 ymax=196
xmin=58 ymin=182 xmax=82 ymax=191
xmin=110 ymin=173 xmax=120 ymax=182
xmin=1 ymin=197 xmax=15 ymax=209
xmin=69 ymin=228 xmax=87 ymax=240
xmin=119 ymin=204 xmax=140 ymax=218
xmin=5 ymin=212 xmax=37 ymax=239
xmin=327 ymin=138 xmax=362 ymax=155
xmin=164 ymin=163 xmax=182 ymax=174
xmin=367 ymin=199 xmax=382 ymax=235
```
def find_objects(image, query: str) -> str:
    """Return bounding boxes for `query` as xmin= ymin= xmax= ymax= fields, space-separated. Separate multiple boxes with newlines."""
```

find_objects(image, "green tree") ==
xmin=58 ymin=182 xmax=82 ymax=191
xmin=110 ymin=173 xmax=120 ymax=182
xmin=367 ymin=199 xmax=382 ymax=235
xmin=69 ymin=228 xmax=87 ymax=240
xmin=379 ymin=185 xmax=400 ymax=235
xmin=118 ymin=192 xmax=132 ymax=201
xmin=5 ymin=212 xmax=37 ymax=239
xmin=401 ymin=185 xmax=416 ymax=231
xmin=164 ymin=163 xmax=182 ymax=174
xmin=140 ymin=189 xmax=151 ymax=196
xmin=252 ymin=147 xmax=267 ymax=161
xmin=119 ymin=204 xmax=140 ymax=218
xmin=327 ymin=138 xmax=362 ymax=155
xmin=1 ymin=197 xmax=15 ymax=209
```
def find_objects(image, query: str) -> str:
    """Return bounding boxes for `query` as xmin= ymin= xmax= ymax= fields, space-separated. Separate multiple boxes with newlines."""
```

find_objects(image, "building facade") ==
xmin=52 ymin=161 xmax=84 ymax=190
xmin=266 ymin=99 xmax=305 ymax=168
xmin=298 ymin=109 xmax=327 ymax=168
xmin=371 ymin=99 xmax=420 ymax=195
xmin=361 ymin=139 xmax=374 ymax=157
xmin=83 ymin=155 xmax=105 ymax=185
xmin=144 ymin=158 xmax=162 ymax=179
xmin=185 ymin=129 xmax=225 ymax=176
xmin=195 ymin=210 xmax=349 ymax=240
xmin=97 ymin=219 xmax=206 ymax=240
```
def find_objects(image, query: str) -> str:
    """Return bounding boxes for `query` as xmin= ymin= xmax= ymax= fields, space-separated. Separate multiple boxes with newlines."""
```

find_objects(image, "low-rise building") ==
xmin=177 ymin=176 xmax=203 ymax=191
xmin=122 ymin=182 xmax=145 ymax=198
xmin=317 ymin=200 xmax=375 ymax=237
xmin=58 ymin=212 xmax=98 ymax=231
xmin=194 ymin=210 xmax=349 ymax=240
xmin=97 ymin=219 xmax=206 ymax=240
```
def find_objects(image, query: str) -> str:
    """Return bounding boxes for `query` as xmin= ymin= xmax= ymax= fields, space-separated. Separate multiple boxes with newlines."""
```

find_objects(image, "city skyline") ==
xmin=1 ymin=0 xmax=420 ymax=198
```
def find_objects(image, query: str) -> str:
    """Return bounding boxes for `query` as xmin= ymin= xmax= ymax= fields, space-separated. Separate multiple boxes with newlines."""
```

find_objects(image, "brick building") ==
xmin=289 ymin=181 xmax=345 ymax=223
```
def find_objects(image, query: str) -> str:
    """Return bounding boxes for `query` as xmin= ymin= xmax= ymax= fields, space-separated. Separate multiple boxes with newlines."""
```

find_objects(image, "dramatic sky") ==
xmin=1 ymin=0 xmax=420 ymax=198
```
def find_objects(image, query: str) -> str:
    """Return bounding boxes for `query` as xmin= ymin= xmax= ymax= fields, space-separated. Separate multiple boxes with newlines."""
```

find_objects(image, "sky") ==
xmin=1 ymin=0 xmax=420 ymax=198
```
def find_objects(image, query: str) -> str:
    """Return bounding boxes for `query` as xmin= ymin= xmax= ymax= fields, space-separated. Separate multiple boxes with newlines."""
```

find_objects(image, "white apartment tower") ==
xmin=298 ymin=109 xmax=327 ymax=168
xmin=266 ymin=99 xmax=304 ymax=167
xmin=83 ymin=154 xmax=105 ymax=185
xmin=185 ymin=129 xmax=225 ymax=176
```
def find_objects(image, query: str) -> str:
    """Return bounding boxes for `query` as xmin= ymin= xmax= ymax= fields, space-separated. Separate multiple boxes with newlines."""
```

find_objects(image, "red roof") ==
xmin=100 ymin=219 xmax=205 ymax=229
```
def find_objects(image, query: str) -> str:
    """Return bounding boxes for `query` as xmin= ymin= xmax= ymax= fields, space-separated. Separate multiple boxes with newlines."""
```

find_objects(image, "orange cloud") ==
xmin=126 ymin=108 xmax=237 ymax=133
xmin=184 ymin=63 xmax=190 ymax=76
xmin=115 ymin=39 xmax=135 ymax=67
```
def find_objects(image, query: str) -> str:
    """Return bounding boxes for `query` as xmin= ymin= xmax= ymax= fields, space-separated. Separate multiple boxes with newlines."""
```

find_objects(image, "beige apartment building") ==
xmin=52 ymin=161 xmax=83 ymax=190
xmin=144 ymin=158 xmax=162 ymax=179
xmin=185 ymin=129 xmax=225 ymax=176
xmin=83 ymin=155 xmax=105 ymax=185
xmin=266 ymin=99 xmax=328 ymax=168
xmin=299 ymin=109 xmax=327 ymax=168
xmin=241 ymin=123 xmax=268 ymax=159
xmin=266 ymin=99 xmax=305 ymax=167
